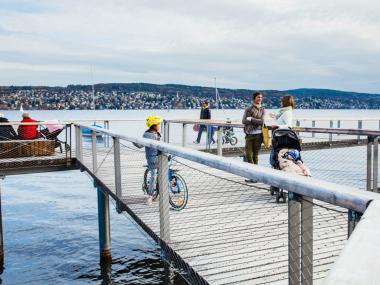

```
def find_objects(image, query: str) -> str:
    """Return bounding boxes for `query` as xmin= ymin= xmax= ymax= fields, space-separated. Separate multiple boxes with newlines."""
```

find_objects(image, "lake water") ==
xmin=0 ymin=109 xmax=379 ymax=284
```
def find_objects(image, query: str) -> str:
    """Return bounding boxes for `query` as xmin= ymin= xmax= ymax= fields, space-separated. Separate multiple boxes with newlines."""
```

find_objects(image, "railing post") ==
xmin=92 ymin=130 xmax=98 ymax=173
xmin=217 ymin=127 xmax=223 ymax=156
xmin=0 ymin=178 xmax=4 ymax=272
xmin=373 ymin=136 xmax=378 ymax=192
xmin=113 ymin=137 xmax=123 ymax=212
xmin=182 ymin=124 xmax=187 ymax=147
xmin=311 ymin=121 xmax=315 ymax=138
xmin=358 ymin=120 xmax=363 ymax=142
xmin=104 ymin=120 xmax=110 ymax=147
xmin=97 ymin=186 xmax=112 ymax=259
xmin=288 ymin=192 xmax=301 ymax=285
xmin=347 ymin=209 xmax=361 ymax=238
xmin=163 ymin=122 xmax=170 ymax=143
xmin=367 ymin=136 xmax=373 ymax=191
xmin=329 ymin=120 xmax=333 ymax=142
xmin=76 ymin=126 xmax=83 ymax=162
xmin=301 ymin=197 xmax=313 ymax=285
xmin=158 ymin=152 xmax=170 ymax=243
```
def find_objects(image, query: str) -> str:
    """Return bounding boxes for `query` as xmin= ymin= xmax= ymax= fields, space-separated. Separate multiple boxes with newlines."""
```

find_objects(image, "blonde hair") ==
xmin=281 ymin=95 xmax=295 ymax=108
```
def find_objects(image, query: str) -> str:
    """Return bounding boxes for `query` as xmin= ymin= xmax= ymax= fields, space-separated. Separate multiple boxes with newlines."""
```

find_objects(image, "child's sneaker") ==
xmin=146 ymin=195 xmax=153 ymax=205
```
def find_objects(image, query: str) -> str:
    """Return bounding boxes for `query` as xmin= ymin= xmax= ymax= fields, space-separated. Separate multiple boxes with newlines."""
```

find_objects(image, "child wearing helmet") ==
xmin=143 ymin=115 xmax=163 ymax=205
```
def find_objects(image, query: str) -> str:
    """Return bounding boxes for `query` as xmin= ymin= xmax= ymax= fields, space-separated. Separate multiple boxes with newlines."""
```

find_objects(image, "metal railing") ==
xmin=0 ymin=122 xmax=73 ymax=174
xmin=74 ymin=122 xmax=380 ymax=285
xmin=163 ymin=119 xmax=380 ymax=193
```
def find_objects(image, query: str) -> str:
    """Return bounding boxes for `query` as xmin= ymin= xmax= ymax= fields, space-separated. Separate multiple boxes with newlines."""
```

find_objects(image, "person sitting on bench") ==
xmin=18 ymin=112 xmax=40 ymax=140
xmin=0 ymin=113 xmax=17 ymax=141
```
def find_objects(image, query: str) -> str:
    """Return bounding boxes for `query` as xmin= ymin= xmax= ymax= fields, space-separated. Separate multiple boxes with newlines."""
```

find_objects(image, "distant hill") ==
xmin=1 ymin=83 xmax=379 ymax=110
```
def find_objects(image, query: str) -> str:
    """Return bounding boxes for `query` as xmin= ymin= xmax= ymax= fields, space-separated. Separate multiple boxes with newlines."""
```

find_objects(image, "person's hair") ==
xmin=281 ymin=95 xmax=295 ymax=108
xmin=203 ymin=100 xmax=209 ymax=106
xmin=22 ymin=112 xmax=30 ymax=118
xmin=252 ymin=92 xmax=263 ymax=100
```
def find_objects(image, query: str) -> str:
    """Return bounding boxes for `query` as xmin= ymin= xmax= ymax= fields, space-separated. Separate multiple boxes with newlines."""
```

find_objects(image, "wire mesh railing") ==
xmin=164 ymin=119 xmax=380 ymax=193
xmin=74 ymin=123 xmax=380 ymax=285
xmin=0 ymin=121 xmax=72 ymax=174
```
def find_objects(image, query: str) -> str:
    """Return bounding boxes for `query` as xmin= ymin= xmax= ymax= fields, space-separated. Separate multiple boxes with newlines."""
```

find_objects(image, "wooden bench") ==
xmin=0 ymin=140 xmax=55 ymax=159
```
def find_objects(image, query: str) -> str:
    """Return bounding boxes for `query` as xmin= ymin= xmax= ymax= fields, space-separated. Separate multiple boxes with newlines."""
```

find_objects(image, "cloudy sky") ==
xmin=1 ymin=0 xmax=380 ymax=92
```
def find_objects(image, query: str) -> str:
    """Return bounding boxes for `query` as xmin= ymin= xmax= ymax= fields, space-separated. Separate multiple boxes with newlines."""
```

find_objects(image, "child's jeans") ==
xmin=148 ymin=167 xmax=157 ymax=196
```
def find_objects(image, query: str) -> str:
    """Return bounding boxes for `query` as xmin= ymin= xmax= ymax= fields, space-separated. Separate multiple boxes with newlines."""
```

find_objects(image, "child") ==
xmin=278 ymin=148 xmax=311 ymax=177
xmin=143 ymin=115 xmax=163 ymax=205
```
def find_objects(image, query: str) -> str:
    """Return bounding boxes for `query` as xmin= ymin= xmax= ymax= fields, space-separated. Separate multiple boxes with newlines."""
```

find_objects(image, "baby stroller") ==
xmin=269 ymin=128 xmax=302 ymax=203
xmin=40 ymin=122 xmax=69 ymax=153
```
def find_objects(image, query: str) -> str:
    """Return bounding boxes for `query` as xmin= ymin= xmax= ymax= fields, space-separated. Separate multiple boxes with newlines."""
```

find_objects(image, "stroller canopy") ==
xmin=271 ymin=128 xmax=301 ymax=152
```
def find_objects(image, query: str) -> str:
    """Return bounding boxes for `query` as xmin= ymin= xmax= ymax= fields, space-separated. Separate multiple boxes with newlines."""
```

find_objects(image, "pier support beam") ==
xmin=97 ymin=186 xmax=112 ymax=259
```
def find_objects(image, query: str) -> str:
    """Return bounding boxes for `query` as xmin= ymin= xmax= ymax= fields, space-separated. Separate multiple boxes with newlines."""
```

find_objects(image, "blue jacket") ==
xmin=143 ymin=130 xmax=161 ymax=169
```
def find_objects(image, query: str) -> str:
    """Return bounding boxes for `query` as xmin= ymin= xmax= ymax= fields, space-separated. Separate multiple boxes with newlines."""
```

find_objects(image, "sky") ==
xmin=0 ymin=0 xmax=380 ymax=93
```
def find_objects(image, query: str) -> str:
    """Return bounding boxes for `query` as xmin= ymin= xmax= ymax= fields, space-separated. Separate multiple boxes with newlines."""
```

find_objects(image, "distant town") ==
xmin=0 ymin=83 xmax=379 ymax=110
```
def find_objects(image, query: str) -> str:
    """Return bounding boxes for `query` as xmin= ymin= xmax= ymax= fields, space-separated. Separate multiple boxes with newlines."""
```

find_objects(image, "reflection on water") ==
xmin=1 ymin=171 xmax=188 ymax=284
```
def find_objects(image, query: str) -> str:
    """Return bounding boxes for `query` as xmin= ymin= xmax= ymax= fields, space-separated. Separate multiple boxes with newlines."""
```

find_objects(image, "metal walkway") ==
xmin=78 ymin=145 xmax=348 ymax=284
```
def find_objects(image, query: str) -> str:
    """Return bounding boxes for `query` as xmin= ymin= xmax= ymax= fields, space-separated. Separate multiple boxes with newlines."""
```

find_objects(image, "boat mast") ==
xmin=91 ymin=65 xmax=95 ymax=110
xmin=215 ymin=77 xmax=218 ymax=110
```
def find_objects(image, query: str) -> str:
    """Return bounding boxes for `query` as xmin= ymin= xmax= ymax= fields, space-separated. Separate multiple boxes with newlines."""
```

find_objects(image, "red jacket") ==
xmin=18 ymin=117 xmax=39 ymax=139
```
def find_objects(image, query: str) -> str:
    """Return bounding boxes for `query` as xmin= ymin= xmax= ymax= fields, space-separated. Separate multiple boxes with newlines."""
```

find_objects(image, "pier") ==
xmin=0 ymin=119 xmax=380 ymax=284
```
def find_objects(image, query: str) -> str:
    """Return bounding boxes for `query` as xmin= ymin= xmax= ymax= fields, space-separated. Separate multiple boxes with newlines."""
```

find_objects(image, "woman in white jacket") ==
xmin=269 ymin=95 xmax=295 ymax=128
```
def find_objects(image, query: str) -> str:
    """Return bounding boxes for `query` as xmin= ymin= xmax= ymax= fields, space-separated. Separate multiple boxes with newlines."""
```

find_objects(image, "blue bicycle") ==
xmin=142 ymin=157 xmax=188 ymax=211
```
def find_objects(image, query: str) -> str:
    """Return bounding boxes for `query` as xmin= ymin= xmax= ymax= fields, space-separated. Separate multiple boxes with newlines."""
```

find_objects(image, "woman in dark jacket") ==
xmin=194 ymin=100 xmax=215 ymax=144
xmin=0 ymin=113 xmax=17 ymax=140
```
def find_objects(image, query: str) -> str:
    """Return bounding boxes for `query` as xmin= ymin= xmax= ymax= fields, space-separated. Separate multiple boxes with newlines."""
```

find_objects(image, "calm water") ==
xmin=0 ymin=109 xmax=379 ymax=284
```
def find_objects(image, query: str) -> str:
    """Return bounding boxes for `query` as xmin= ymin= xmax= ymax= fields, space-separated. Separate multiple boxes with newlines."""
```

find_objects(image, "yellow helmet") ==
xmin=146 ymin=115 xmax=163 ymax=127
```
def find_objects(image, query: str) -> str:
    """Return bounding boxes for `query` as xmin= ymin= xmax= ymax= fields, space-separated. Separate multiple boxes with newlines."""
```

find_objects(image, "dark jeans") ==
xmin=196 ymin=126 xmax=215 ymax=143
xmin=245 ymin=134 xmax=263 ymax=165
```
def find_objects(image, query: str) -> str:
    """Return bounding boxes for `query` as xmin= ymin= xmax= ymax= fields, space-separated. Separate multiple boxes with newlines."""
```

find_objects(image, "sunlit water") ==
xmin=0 ymin=109 xmax=379 ymax=284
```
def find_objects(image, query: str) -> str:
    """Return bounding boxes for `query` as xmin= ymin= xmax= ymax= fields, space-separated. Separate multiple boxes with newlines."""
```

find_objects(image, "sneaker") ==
xmin=193 ymin=140 xmax=200 ymax=144
xmin=146 ymin=196 xmax=153 ymax=205
xmin=245 ymin=179 xmax=258 ymax=183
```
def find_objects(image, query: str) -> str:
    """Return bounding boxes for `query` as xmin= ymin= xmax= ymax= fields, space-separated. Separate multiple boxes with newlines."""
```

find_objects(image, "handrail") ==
xmin=74 ymin=123 xmax=380 ymax=213
xmin=324 ymin=200 xmax=380 ymax=284
xmin=164 ymin=119 xmax=380 ymax=136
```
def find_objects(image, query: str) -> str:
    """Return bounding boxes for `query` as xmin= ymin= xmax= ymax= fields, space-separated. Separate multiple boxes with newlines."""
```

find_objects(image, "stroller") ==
xmin=269 ymin=128 xmax=302 ymax=203
xmin=40 ymin=121 xmax=69 ymax=153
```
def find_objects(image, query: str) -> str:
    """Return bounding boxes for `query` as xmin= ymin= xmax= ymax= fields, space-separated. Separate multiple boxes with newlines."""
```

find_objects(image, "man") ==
xmin=18 ymin=112 xmax=39 ymax=140
xmin=242 ymin=92 xmax=265 ymax=182
xmin=194 ymin=100 xmax=215 ymax=144
xmin=0 ymin=113 xmax=17 ymax=140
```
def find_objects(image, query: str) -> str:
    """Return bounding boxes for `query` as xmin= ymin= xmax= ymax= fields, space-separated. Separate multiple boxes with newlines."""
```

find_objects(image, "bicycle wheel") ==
xmin=169 ymin=173 xmax=188 ymax=211
xmin=229 ymin=136 xmax=238 ymax=146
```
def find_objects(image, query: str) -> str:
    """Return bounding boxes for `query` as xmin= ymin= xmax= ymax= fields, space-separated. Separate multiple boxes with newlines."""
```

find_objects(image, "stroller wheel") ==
xmin=276 ymin=191 xmax=280 ymax=203
xmin=270 ymin=186 xmax=276 ymax=196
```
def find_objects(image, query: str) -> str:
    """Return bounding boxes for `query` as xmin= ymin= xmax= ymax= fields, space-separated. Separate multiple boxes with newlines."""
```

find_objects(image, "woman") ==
xmin=269 ymin=95 xmax=295 ymax=165
xmin=242 ymin=92 xmax=265 ymax=183
xmin=270 ymin=95 xmax=295 ymax=128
